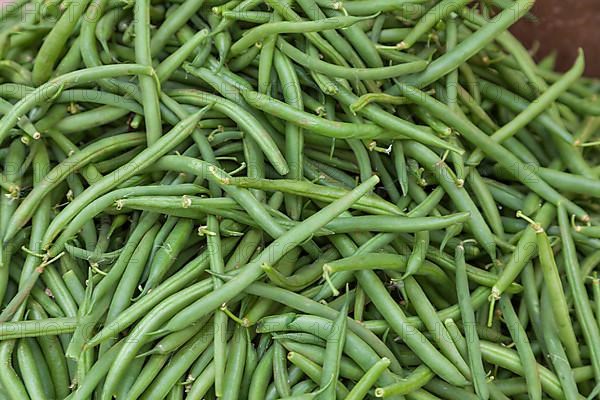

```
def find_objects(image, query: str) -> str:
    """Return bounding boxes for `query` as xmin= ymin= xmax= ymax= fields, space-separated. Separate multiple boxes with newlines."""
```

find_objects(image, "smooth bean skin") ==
xmin=39 ymin=109 xmax=210 ymax=252
xmin=0 ymin=1 xmax=598 ymax=398
xmin=4 ymin=132 xmax=144 ymax=242
xmin=230 ymin=14 xmax=373 ymax=56
xmin=558 ymin=204 xmax=600 ymax=384
xmin=328 ymin=234 xmax=469 ymax=387
xmin=491 ymin=204 xmax=555 ymax=299
xmin=499 ymin=296 xmax=542 ymax=400
xmin=455 ymin=244 xmax=489 ymax=400
xmin=0 ymin=64 xmax=154 ymax=144
xmin=242 ymin=90 xmax=389 ymax=139
xmin=256 ymin=314 xmax=401 ymax=390
xmin=396 ymin=0 xmax=535 ymax=88
xmin=278 ymin=38 xmax=428 ymax=80
xmin=156 ymin=176 xmax=379 ymax=334
xmin=394 ymin=83 xmax=589 ymax=221
xmin=169 ymin=88 xmax=289 ymax=175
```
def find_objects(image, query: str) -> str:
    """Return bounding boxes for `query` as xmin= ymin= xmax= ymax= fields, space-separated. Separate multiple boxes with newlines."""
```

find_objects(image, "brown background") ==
xmin=511 ymin=0 xmax=600 ymax=77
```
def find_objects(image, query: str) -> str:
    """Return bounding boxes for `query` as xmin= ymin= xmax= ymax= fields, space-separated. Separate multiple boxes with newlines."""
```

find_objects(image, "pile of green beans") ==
xmin=0 ymin=0 xmax=598 ymax=398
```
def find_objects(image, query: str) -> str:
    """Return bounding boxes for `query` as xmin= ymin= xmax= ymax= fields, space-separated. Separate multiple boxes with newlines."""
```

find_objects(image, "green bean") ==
xmin=403 ymin=0 xmax=471 ymax=50
xmin=287 ymin=352 xmax=350 ymax=399
xmin=136 ymin=0 xmax=166 ymax=146
xmin=152 ymin=158 xmax=321 ymax=259
xmin=404 ymin=231 xmax=430 ymax=278
xmin=16 ymin=338 xmax=48 ymax=399
xmin=186 ymin=359 xmax=217 ymax=400
xmin=64 ymin=243 xmax=122 ymax=265
xmin=495 ymin=164 xmax=600 ymax=198
xmin=341 ymin=263 xmax=467 ymax=385
xmin=222 ymin=10 xmax=272 ymax=23
xmin=224 ymin=177 xmax=403 ymax=215
xmin=206 ymin=216 xmax=227 ymax=398
xmin=99 ymin=277 xmax=216 ymax=398
xmin=329 ymin=85 xmax=468 ymax=152
xmin=405 ymin=276 xmax=469 ymax=377
xmin=265 ymin=248 xmax=339 ymax=291
xmin=255 ymin=10 xmax=280 ymax=93
xmin=104 ymin=222 xmax=159 ymax=349
xmin=242 ymin=89 xmax=390 ymax=139
xmin=304 ymin=148 xmax=359 ymax=174
xmin=424 ymin=378 xmax=481 ymax=400
xmin=300 ymin=0 xmax=381 ymax=72
xmin=325 ymin=212 xmax=470 ymax=233
xmin=344 ymin=357 xmax=389 ymax=399
xmin=394 ymin=83 xmax=589 ymax=221
xmin=0 ymin=318 xmax=77 ymax=339
xmin=0 ymin=331 xmax=28 ymax=399
xmin=481 ymin=340 xmax=578 ymax=400
xmin=498 ymin=296 xmax=541 ymax=400
xmin=28 ymin=302 xmax=70 ymax=398
xmin=157 ymin=29 xmax=210 ymax=82
xmin=273 ymin=340 xmax=291 ymax=398
xmin=536 ymin=224 xmax=582 ymax=365
xmin=468 ymin=51 xmax=584 ymax=169
xmin=127 ymin=176 xmax=378 ymax=336
xmin=477 ymin=80 xmax=575 ymax=153
xmin=249 ymin=346 xmax=274 ymax=400
xmin=290 ymin=379 xmax=318 ymax=397
xmin=540 ymin=289 xmax=581 ymax=400
xmin=317 ymin=294 xmax=348 ymax=399
xmin=0 ymin=144 xmax=48 ymax=321
xmin=232 ymin=281 xmax=402 ymax=373
xmin=140 ymin=318 xmax=208 ymax=358
xmin=558 ymin=204 xmax=600 ymax=383
xmin=229 ymin=43 xmax=260 ymax=71
xmin=48 ymin=185 xmax=205 ymax=258
xmin=456 ymin=243 xmax=489 ymax=400
xmin=149 ymin=0 xmax=208 ymax=55
xmin=87 ymin=236 xmax=239 ymax=347
xmin=263 ymin=0 xmax=348 ymax=67
xmin=376 ymin=365 xmax=435 ymax=398
xmin=274 ymin=49 xmax=303 ymax=220
xmin=483 ymin=185 xmax=522 ymax=215
xmin=57 ymin=105 xmax=132 ymax=133
xmin=491 ymin=204 xmax=555 ymax=299
xmin=0 ymin=1 xmax=598 ymax=397
xmin=324 ymin=252 xmax=450 ymax=287
xmin=398 ymin=0 xmax=534 ymax=88
xmin=169 ymin=88 xmax=288 ymax=175
xmin=144 ymin=218 xmax=194 ymax=292
xmin=344 ymin=0 xmax=429 ymax=15
xmin=327 ymin=9 xmax=384 ymax=69
xmin=31 ymin=0 xmax=92 ymax=85
xmin=39 ymin=108 xmax=211 ymax=253
xmin=143 ymin=322 xmax=215 ymax=400
xmin=231 ymin=14 xmax=374 ymax=57
xmin=4 ymin=133 xmax=143 ymax=243
xmin=468 ymin=169 xmax=505 ymax=238
xmin=370 ymin=151 xmax=401 ymax=202
xmin=279 ymin=38 xmax=427 ymax=81
xmin=575 ymin=225 xmax=600 ymax=239
xmin=258 ymin=313 xmax=405 ymax=396
xmin=28 ymin=334 xmax=56 ymax=395
xmin=278 ymin=340 xmax=363 ymax=381
xmin=0 ymin=64 xmax=154 ymax=145
xmin=403 ymin=140 xmax=496 ymax=258
xmin=189 ymin=340 xmax=216 ymax=381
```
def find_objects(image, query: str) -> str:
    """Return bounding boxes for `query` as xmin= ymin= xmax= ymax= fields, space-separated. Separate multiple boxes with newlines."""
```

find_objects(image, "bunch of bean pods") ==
xmin=0 ymin=0 xmax=599 ymax=398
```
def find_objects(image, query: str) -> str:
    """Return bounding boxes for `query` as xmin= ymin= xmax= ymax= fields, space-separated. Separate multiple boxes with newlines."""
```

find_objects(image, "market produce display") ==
xmin=0 ymin=0 xmax=599 ymax=398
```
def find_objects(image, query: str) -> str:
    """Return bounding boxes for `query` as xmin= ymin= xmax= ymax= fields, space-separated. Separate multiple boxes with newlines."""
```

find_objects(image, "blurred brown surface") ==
xmin=511 ymin=0 xmax=600 ymax=77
